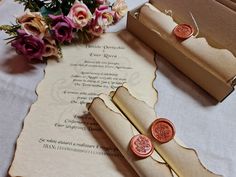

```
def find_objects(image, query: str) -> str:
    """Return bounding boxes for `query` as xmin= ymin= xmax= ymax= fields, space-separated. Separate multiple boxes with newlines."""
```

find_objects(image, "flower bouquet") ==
xmin=0 ymin=0 xmax=128 ymax=61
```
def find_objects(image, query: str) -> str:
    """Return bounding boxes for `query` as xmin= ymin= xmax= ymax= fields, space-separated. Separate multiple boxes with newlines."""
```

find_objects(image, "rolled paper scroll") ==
xmin=139 ymin=3 xmax=236 ymax=84
xmin=132 ymin=3 xmax=236 ymax=101
xmin=112 ymin=86 xmax=223 ymax=177
xmin=149 ymin=0 xmax=236 ymax=55
xmin=88 ymin=94 xmax=175 ymax=177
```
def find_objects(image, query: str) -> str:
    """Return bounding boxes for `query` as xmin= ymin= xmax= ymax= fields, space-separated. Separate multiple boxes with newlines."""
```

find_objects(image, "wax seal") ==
xmin=130 ymin=134 xmax=154 ymax=158
xmin=173 ymin=24 xmax=194 ymax=39
xmin=151 ymin=118 xmax=175 ymax=143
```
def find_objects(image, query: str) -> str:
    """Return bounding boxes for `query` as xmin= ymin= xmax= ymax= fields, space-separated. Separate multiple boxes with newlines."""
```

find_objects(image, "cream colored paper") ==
xmin=139 ymin=3 xmax=236 ymax=84
xmin=112 ymin=86 xmax=223 ymax=177
xmin=88 ymin=95 xmax=175 ymax=177
xmin=150 ymin=0 xmax=236 ymax=56
xmin=9 ymin=31 xmax=157 ymax=177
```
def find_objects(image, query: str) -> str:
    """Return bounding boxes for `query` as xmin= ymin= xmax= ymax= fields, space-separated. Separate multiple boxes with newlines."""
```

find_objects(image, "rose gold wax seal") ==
xmin=130 ymin=134 xmax=154 ymax=158
xmin=151 ymin=118 xmax=175 ymax=143
xmin=173 ymin=24 xmax=194 ymax=39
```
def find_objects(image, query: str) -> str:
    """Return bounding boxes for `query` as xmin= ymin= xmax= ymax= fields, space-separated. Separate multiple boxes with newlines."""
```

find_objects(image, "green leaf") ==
xmin=56 ymin=42 xmax=63 ymax=58
xmin=61 ymin=0 xmax=75 ymax=15
xmin=14 ymin=0 xmax=40 ymax=11
xmin=40 ymin=6 xmax=62 ymax=17
xmin=0 ymin=24 xmax=20 ymax=36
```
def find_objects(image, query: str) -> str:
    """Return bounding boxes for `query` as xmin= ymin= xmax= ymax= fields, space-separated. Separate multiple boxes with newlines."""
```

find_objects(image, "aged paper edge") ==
xmin=8 ymin=31 xmax=159 ymax=177
xmin=110 ymin=86 xmax=223 ymax=177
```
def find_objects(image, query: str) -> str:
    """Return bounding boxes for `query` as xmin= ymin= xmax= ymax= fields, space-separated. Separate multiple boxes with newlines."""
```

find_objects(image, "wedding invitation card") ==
xmin=9 ymin=31 xmax=157 ymax=177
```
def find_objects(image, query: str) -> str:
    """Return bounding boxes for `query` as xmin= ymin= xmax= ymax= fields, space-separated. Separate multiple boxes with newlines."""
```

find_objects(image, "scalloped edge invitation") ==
xmin=9 ymin=31 xmax=158 ymax=177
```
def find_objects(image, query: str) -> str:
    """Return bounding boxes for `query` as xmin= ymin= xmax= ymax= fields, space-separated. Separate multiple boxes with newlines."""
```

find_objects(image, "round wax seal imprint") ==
xmin=173 ymin=24 xmax=194 ymax=39
xmin=151 ymin=118 xmax=175 ymax=143
xmin=130 ymin=134 xmax=154 ymax=158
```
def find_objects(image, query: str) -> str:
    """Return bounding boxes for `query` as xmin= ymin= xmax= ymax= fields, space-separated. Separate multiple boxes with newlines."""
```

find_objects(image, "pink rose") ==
xmin=95 ymin=5 xmax=113 ymax=28
xmin=88 ymin=18 xmax=104 ymax=37
xmin=67 ymin=1 xmax=92 ymax=29
xmin=17 ymin=9 xmax=47 ymax=38
xmin=49 ymin=14 xmax=74 ymax=43
xmin=42 ymin=35 xmax=59 ymax=58
xmin=112 ymin=0 xmax=128 ymax=22
xmin=11 ymin=29 xmax=45 ymax=60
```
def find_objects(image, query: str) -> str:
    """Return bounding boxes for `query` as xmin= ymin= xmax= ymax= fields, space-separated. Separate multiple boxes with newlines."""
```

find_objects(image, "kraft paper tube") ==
xmin=112 ymin=86 xmax=222 ymax=177
xmin=215 ymin=0 xmax=236 ymax=11
xmin=88 ymin=95 xmax=175 ymax=177
xmin=139 ymin=3 xmax=236 ymax=84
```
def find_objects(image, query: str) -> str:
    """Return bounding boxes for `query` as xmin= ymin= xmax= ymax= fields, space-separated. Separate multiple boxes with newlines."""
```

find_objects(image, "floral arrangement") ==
xmin=0 ymin=0 xmax=128 ymax=61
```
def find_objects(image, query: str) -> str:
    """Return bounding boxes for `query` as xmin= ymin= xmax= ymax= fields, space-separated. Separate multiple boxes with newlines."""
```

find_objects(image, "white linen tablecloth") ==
xmin=0 ymin=1 xmax=235 ymax=177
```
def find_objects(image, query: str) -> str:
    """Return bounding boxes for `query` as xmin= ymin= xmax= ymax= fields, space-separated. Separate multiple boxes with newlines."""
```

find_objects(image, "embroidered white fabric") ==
xmin=0 ymin=1 xmax=235 ymax=177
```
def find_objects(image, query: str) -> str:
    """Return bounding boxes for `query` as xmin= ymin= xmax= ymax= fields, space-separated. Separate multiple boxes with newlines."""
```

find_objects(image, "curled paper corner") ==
xmin=88 ymin=96 xmax=136 ymax=138
xmin=111 ymin=85 xmax=157 ymax=114
xmin=109 ymin=91 xmax=115 ymax=97
xmin=86 ymin=102 xmax=91 ymax=110
xmin=121 ymin=82 xmax=159 ymax=110
xmin=88 ymin=97 xmax=119 ymax=117
xmin=87 ymin=94 xmax=122 ymax=115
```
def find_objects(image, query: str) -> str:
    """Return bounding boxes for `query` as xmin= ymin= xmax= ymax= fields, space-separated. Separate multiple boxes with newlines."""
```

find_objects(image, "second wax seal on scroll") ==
xmin=151 ymin=118 xmax=176 ymax=143
xmin=130 ymin=134 xmax=154 ymax=158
